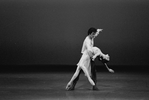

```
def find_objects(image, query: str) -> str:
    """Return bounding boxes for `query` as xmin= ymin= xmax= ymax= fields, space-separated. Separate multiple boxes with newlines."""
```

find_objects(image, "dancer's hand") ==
xmin=92 ymin=56 xmax=96 ymax=61
xmin=97 ymin=29 xmax=103 ymax=32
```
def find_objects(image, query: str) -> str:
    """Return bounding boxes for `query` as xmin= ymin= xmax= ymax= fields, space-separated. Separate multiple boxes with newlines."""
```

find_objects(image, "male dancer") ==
xmin=66 ymin=27 xmax=103 ymax=90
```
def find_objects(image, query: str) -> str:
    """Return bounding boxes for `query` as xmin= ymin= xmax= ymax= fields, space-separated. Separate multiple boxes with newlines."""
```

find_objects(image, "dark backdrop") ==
xmin=0 ymin=0 xmax=149 ymax=66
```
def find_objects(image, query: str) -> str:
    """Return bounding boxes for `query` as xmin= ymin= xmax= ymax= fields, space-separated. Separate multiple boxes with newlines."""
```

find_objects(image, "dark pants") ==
xmin=70 ymin=60 xmax=97 ymax=89
xmin=91 ymin=60 xmax=97 ymax=85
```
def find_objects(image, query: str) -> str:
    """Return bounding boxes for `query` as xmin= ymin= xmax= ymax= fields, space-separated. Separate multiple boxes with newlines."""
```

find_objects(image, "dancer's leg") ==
xmin=67 ymin=66 xmax=81 ymax=84
xmin=91 ymin=60 xmax=97 ymax=85
xmin=71 ymin=69 xmax=82 ymax=89
xmin=66 ymin=66 xmax=81 ymax=90
xmin=81 ymin=66 xmax=95 ymax=86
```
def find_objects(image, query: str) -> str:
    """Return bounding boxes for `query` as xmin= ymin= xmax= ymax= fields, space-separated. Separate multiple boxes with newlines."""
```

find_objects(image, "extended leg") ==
xmin=66 ymin=66 xmax=81 ymax=90
xmin=71 ymin=69 xmax=82 ymax=89
xmin=81 ymin=66 xmax=95 ymax=86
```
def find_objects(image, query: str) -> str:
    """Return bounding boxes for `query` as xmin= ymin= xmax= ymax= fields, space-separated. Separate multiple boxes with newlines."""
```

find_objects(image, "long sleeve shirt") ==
xmin=81 ymin=36 xmax=94 ymax=54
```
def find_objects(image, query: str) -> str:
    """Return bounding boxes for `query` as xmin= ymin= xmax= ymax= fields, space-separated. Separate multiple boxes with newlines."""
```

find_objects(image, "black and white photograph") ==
xmin=0 ymin=0 xmax=149 ymax=100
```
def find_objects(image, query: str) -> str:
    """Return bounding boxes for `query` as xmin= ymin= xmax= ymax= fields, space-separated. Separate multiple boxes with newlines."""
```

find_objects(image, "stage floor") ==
xmin=0 ymin=72 xmax=149 ymax=100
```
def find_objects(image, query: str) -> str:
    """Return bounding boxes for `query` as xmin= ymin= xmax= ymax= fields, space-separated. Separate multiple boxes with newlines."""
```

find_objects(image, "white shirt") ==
xmin=81 ymin=36 xmax=94 ymax=54
xmin=77 ymin=36 xmax=94 ymax=76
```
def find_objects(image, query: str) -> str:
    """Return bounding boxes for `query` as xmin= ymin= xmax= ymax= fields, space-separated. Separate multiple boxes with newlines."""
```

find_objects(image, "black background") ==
xmin=0 ymin=0 xmax=149 ymax=67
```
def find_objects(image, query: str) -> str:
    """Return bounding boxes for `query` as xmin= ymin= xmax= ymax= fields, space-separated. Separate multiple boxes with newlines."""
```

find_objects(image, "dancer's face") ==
xmin=91 ymin=31 xmax=99 ymax=39
xmin=89 ymin=33 xmax=95 ymax=39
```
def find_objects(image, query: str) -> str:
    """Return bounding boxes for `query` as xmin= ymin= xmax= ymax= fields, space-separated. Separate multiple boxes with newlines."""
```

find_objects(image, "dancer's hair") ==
xmin=88 ymin=27 xmax=97 ymax=35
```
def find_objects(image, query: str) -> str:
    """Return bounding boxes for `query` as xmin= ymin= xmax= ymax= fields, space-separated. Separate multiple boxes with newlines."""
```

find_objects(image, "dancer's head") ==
xmin=88 ymin=27 xmax=102 ymax=39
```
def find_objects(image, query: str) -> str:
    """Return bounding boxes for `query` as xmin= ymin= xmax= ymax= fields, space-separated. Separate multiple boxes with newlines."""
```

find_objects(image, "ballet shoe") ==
xmin=66 ymin=84 xmax=74 ymax=91
xmin=92 ymin=86 xmax=99 ymax=91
